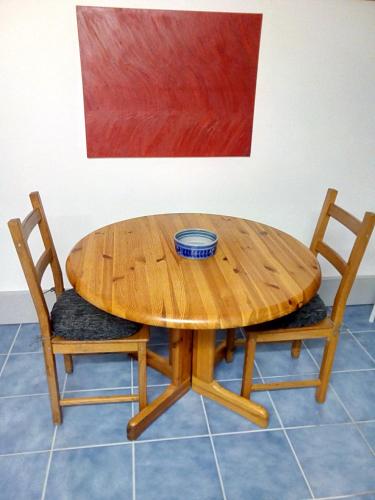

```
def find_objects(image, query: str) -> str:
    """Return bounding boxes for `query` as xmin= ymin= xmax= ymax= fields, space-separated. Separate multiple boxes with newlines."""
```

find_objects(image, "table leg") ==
xmin=127 ymin=329 xmax=192 ymax=440
xmin=192 ymin=329 xmax=269 ymax=428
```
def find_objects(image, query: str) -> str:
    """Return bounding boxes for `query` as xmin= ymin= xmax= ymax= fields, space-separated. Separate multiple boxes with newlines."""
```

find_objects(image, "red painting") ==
xmin=76 ymin=7 xmax=262 ymax=158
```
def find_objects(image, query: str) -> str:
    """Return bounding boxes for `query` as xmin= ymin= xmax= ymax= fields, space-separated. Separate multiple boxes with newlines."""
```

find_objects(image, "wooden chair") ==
xmin=227 ymin=188 xmax=374 ymax=403
xmin=8 ymin=192 xmax=149 ymax=426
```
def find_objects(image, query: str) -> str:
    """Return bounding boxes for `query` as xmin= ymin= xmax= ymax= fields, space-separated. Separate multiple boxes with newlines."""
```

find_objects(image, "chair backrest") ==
xmin=310 ymin=188 xmax=374 ymax=327
xmin=8 ymin=192 xmax=64 ymax=337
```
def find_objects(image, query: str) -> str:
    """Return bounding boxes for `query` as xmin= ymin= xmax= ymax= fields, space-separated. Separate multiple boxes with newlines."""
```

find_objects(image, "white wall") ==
xmin=1 ymin=0 xmax=374 ymax=292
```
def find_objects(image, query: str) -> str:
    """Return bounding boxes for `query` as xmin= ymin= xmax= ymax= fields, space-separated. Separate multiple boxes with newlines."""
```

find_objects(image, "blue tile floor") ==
xmin=0 ymin=305 xmax=374 ymax=500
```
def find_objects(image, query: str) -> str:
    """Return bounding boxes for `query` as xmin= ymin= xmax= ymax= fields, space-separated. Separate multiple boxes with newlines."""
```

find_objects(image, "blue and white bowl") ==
xmin=174 ymin=228 xmax=218 ymax=260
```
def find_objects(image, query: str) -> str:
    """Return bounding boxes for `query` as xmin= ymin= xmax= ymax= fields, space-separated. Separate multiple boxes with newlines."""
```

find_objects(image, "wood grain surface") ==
xmin=66 ymin=214 xmax=321 ymax=329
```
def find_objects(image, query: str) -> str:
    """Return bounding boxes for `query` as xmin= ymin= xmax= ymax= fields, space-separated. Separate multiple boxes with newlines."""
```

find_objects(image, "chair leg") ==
xmin=169 ymin=333 xmax=173 ymax=366
xmin=241 ymin=331 xmax=257 ymax=399
xmin=42 ymin=345 xmax=62 ymax=424
xmin=63 ymin=354 xmax=73 ymax=374
xmin=291 ymin=340 xmax=302 ymax=358
xmin=316 ymin=331 xmax=339 ymax=403
xmin=225 ymin=329 xmax=236 ymax=363
xmin=137 ymin=343 xmax=148 ymax=410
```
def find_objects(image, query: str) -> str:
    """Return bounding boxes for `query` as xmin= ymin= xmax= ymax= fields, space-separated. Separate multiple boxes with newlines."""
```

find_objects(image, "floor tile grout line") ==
xmin=347 ymin=329 xmax=375 ymax=363
xmin=1 ymin=365 xmax=373 ymax=400
xmin=7 ymin=414 xmax=375 ymax=453
xmin=64 ymin=385 xmax=133 ymax=394
xmin=0 ymin=449 xmax=52 ymax=458
xmin=3 ymin=418 xmax=375 ymax=459
xmin=254 ymin=358 xmax=315 ymax=500
xmin=212 ymin=419 xmax=375 ymax=434
xmin=253 ymin=368 xmax=375 ymax=380
xmin=3 ymin=364 xmax=374 ymax=393
xmin=303 ymin=342 xmax=375 ymax=457
xmin=1 ymin=362 xmax=373 ymax=396
xmin=327 ymin=367 xmax=375 ymax=374
xmin=136 ymin=434 xmax=220 ymax=447
xmin=344 ymin=328 xmax=375 ymax=334
xmin=135 ymin=434 xmax=212 ymax=446
xmin=0 ymin=383 xmax=170 ymax=400
xmin=211 ymin=377 xmax=247 ymax=382
xmin=40 ymin=373 xmax=68 ymax=500
xmin=40 ymin=425 xmax=58 ymax=500
xmin=3 ymin=350 xmax=42 ymax=355
xmin=0 ymin=392 xmax=50 ymax=399
xmin=50 ymin=441 xmax=133 ymax=452
xmin=200 ymin=395 xmax=227 ymax=500
xmin=0 ymin=434 xmax=241 ymax=458
xmin=0 ymin=324 xmax=22 ymax=379
xmin=218 ymin=368 xmax=375 ymax=380
xmin=1 ymin=420 xmax=373 ymax=460
xmin=310 ymin=490 xmax=375 ymax=500
xmin=63 ymin=382 xmax=171 ymax=393
xmin=329 ymin=385 xmax=375 ymax=456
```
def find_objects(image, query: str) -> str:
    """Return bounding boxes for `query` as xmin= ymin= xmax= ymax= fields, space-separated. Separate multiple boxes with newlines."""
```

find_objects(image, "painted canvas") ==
xmin=76 ymin=7 xmax=262 ymax=158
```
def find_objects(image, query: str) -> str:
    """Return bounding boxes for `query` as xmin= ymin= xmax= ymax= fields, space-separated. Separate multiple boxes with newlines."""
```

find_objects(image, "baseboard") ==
xmin=0 ymin=276 xmax=374 ymax=325
xmin=0 ymin=290 xmax=56 ymax=325
xmin=318 ymin=275 xmax=375 ymax=308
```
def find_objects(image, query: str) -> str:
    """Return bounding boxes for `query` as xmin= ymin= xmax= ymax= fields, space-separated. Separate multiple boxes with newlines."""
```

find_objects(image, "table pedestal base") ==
xmin=127 ymin=329 xmax=192 ymax=440
xmin=127 ymin=328 xmax=269 ymax=439
xmin=127 ymin=380 xmax=191 ymax=440
xmin=192 ymin=377 xmax=268 ymax=428
xmin=192 ymin=330 xmax=269 ymax=428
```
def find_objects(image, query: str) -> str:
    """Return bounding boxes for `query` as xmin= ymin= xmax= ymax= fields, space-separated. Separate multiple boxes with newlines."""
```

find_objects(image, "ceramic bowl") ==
xmin=174 ymin=228 xmax=218 ymax=259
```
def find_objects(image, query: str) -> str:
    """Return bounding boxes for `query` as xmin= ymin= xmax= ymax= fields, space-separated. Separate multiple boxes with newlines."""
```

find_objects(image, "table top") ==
xmin=66 ymin=213 xmax=321 ymax=329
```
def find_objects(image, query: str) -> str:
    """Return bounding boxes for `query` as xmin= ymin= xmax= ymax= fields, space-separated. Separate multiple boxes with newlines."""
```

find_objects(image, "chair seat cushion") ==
xmin=260 ymin=294 xmax=327 ymax=330
xmin=51 ymin=289 xmax=141 ymax=340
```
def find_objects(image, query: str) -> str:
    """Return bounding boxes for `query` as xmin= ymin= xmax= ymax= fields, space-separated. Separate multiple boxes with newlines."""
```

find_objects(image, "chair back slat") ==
xmin=311 ymin=188 xmax=375 ymax=327
xmin=315 ymin=241 xmax=347 ymax=276
xmin=331 ymin=211 xmax=375 ymax=324
xmin=36 ymin=248 xmax=53 ymax=283
xmin=328 ymin=204 xmax=361 ymax=235
xmin=310 ymin=188 xmax=338 ymax=255
xmin=22 ymin=208 xmax=42 ymax=240
xmin=8 ymin=192 xmax=66 ymax=336
xmin=8 ymin=218 xmax=51 ymax=333
xmin=29 ymin=192 xmax=64 ymax=296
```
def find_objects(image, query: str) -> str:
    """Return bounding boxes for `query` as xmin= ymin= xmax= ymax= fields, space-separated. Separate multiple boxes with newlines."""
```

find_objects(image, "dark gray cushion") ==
xmin=258 ymin=294 xmax=327 ymax=330
xmin=51 ymin=289 xmax=141 ymax=340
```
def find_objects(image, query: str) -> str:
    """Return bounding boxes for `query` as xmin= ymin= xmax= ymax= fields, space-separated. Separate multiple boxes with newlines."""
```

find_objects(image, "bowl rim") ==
xmin=174 ymin=228 xmax=218 ymax=248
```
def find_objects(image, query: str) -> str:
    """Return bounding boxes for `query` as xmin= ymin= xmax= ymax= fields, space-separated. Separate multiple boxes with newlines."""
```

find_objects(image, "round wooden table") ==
xmin=66 ymin=213 xmax=321 ymax=438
